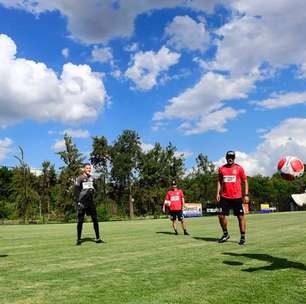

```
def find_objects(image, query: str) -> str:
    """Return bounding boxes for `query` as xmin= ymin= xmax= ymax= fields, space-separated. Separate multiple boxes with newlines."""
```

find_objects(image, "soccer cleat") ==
xmin=174 ymin=230 xmax=178 ymax=235
xmin=238 ymin=238 xmax=245 ymax=245
xmin=218 ymin=234 xmax=230 ymax=243
xmin=95 ymin=238 xmax=104 ymax=243
xmin=184 ymin=230 xmax=189 ymax=235
xmin=76 ymin=239 xmax=82 ymax=246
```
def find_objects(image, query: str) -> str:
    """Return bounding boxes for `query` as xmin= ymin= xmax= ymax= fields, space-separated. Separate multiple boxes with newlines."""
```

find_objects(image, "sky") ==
xmin=0 ymin=0 xmax=306 ymax=176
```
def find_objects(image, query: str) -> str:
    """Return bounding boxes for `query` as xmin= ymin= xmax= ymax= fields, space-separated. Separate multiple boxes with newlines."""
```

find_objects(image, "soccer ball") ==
xmin=277 ymin=156 xmax=304 ymax=181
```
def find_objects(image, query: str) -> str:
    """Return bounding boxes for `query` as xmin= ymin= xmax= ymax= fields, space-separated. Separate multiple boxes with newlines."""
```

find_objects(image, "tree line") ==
xmin=0 ymin=129 xmax=305 ymax=223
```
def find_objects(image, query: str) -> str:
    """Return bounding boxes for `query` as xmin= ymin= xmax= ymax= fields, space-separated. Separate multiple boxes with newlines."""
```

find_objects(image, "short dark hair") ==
xmin=226 ymin=151 xmax=235 ymax=159
xmin=83 ymin=162 xmax=91 ymax=167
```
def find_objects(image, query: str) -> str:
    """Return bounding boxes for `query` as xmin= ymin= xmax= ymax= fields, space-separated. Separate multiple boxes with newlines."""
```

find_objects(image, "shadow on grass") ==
xmin=0 ymin=255 xmax=8 ymax=258
xmin=223 ymin=252 xmax=306 ymax=272
xmin=193 ymin=236 xmax=238 ymax=244
xmin=193 ymin=236 xmax=219 ymax=242
xmin=156 ymin=231 xmax=177 ymax=235
xmin=81 ymin=237 xmax=97 ymax=243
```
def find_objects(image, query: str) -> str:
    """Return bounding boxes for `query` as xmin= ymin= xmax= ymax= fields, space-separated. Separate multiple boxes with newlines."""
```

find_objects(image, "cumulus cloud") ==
xmin=214 ymin=118 xmax=306 ymax=176
xmin=63 ymin=128 xmax=90 ymax=138
xmin=52 ymin=139 xmax=66 ymax=152
xmin=62 ymin=48 xmax=69 ymax=58
xmin=0 ymin=137 xmax=13 ymax=161
xmin=165 ymin=15 xmax=210 ymax=52
xmin=154 ymin=72 xmax=255 ymax=134
xmin=0 ymin=34 xmax=107 ymax=127
xmin=174 ymin=150 xmax=193 ymax=159
xmin=0 ymin=0 xmax=220 ymax=44
xmin=209 ymin=0 xmax=306 ymax=76
xmin=141 ymin=143 xmax=155 ymax=153
xmin=255 ymin=91 xmax=306 ymax=109
xmin=124 ymin=43 xmax=139 ymax=53
xmin=91 ymin=46 xmax=113 ymax=64
xmin=125 ymin=46 xmax=181 ymax=91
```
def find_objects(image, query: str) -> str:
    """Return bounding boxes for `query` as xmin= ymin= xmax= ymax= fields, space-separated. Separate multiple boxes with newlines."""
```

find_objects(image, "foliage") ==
xmin=10 ymin=146 xmax=40 ymax=223
xmin=56 ymin=134 xmax=84 ymax=222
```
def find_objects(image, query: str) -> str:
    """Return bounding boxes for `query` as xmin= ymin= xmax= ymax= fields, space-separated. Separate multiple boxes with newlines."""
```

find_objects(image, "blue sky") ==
xmin=0 ymin=0 xmax=306 ymax=176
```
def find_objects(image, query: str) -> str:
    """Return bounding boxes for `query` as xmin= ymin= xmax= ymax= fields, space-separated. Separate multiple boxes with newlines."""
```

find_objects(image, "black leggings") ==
xmin=77 ymin=202 xmax=100 ymax=240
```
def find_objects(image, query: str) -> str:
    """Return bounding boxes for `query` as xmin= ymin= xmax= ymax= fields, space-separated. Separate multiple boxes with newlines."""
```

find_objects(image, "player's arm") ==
xmin=241 ymin=167 xmax=249 ymax=203
xmin=162 ymin=193 xmax=169 ymax=213
xmin=181 ymin=190 xmax=185 ymax=209
xmin=243 ymin=178 xmax=249 ymax=203
xmin=74 ymin=178 xmax=81 ymax=204
xmin=216 ymin=176 xmax=222 ymax=202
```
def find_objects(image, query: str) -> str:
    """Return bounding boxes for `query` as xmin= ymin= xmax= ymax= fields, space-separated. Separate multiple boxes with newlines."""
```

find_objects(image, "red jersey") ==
xmin=218 ymin=163 xmax=247 ymax=199
xmin=165 ymin=189 xmax=184 ymax=211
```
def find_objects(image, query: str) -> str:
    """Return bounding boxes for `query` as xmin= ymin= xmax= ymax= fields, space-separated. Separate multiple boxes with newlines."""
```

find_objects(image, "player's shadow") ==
xmin=81 ymin=237 xmax=97 ymax=243
xmin=223 ymin=252 xmax=306 ymax=272
xmin=0 ymin=255 xmax=8 ymax=258
xmin=156 ymin=231 xmax=177 ymax=235
xmin=193 ymin=236 xmax=237 ymax=243
xmin=192 ymin=236 xmax=219 ymax=242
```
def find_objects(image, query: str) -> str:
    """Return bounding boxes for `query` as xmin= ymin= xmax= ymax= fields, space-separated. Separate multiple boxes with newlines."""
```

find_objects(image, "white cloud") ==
xmin=0 ymin=34 xmax=107 ymax=127
xmin=0 ymin=137 xmax=13 ymax=161
xmin=154 ymin=72 xmax=255 ymax=134
xmin=125 ymin=46 xmax=181 ymax=91
xmin=214 ymin=118 xmax=306 ymax=176
xmin=165 ymin=15 xmax=210 ymax=52
xmin=141 ymin=143 xmax=155 ymax=153
xmin=0 ymin=0 xmax=219 ymax=44
xmin=52 ymin=139 xmax=66 ymax=152
xmin=91 ymin=46 xmax=113 ymax=64
xmin=63 ymin=128 xmax=90 ymax=138
xmin=124 ymin=43 xmax=139 ymax=52
xmin=175 ymin=150 xmax=193 ymax=159
xmin=255 ymin=91 xmax=306 ymax=109
xmin=62 ymin=48 xmax=69 ymax=58
xmin=208 ymin=0 xmax=306 ymax=76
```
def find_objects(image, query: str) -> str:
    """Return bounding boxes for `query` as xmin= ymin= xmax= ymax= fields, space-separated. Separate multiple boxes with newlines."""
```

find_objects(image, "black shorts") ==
xmin=169 ymin=210 xmax=184 ymax=221
xmin=219 ymin=197 xmax=244 ymax=216
xmin=77 ymin=201 xmax=99 ymax=223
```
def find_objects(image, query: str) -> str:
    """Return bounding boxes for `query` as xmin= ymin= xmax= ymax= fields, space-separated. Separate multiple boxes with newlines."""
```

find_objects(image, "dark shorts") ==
xmin=219 ymin=197 xmax=244 ymax=216
xmin=77 ymin=201 xmax=99 ymax=223
xmin=169 ymin=210 xmax=184 ymax=221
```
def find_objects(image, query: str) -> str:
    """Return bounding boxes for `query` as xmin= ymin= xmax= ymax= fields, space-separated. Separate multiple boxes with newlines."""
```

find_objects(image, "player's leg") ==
xmin=233 ymin=198 xmax=246 ymax=245
xmin=76 ymin=204 xmax=85 ymax=245
xmin=178 ymin=212 xmax=189 ymax=235
xmin=169 ymin=212 xmax=178 ymax=234
xmin=218 ymin=197 xmax=230 ymax=242
xmin=88 ymin=203 xmax=103 ymax=243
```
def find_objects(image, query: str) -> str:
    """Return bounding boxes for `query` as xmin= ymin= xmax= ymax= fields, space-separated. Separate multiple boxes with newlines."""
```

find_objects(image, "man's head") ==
xmin=225 ymin=151 xmax=235 ymax=165
xmin=171 ymin=180 xmax=177 ymax=190
xmin=83 ymin=163 xmax=92 ymax=175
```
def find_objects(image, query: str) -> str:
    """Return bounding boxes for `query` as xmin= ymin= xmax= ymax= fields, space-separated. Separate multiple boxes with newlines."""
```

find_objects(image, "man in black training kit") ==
xmin=75 ymin=163 xmax=103 ymax=245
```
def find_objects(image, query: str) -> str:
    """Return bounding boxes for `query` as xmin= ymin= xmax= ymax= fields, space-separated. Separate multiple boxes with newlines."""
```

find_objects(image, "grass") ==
xmin=0 ymin=211 xmax=306 ymax=304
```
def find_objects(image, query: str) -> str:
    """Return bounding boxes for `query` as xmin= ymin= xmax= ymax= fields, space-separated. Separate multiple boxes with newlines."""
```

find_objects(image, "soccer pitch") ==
xmin=1 ymin=212 xmax=306 ymax=304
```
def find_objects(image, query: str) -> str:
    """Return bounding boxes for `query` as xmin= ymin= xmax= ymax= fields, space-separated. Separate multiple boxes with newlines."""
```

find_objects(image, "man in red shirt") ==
xmin=216 ymin=151 xmax=249 ymax=245
xmin=163 ymin=181 xmax=189 ymax=235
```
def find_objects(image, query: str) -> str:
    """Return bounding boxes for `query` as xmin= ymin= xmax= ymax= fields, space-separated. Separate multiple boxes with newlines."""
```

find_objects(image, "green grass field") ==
xmin=1 ymin=212 xmax=306 ymax=304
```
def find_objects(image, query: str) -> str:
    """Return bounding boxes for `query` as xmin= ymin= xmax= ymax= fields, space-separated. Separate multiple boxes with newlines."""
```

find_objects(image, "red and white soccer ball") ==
xmin=277 ymin=156 xmax=304 ymax=181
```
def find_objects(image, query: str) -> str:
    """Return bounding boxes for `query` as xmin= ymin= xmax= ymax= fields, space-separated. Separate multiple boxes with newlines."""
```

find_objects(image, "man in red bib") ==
xmin=216 ymin=151 xmax=249 ymax=245
xmin=163 ymin=181 xmax=189 ymax=235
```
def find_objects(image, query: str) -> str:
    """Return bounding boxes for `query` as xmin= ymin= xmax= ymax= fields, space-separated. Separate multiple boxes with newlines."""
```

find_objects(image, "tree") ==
xmin=57 ymin=134 xmax=84 ymax=221
xmin=0 ymin=166 xmax=14 ymax=219
xmin=11 ymin=146 xmax=40 ymax=223
xmin=39 ymin=161 xmax=57 ymax=222
xmin=90 ymin=136 xmax=110 ymax=202
xmin=110 ymin=130 xmax=141 ymax=218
